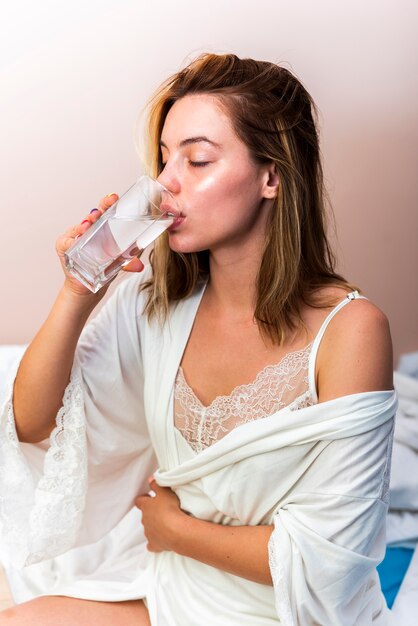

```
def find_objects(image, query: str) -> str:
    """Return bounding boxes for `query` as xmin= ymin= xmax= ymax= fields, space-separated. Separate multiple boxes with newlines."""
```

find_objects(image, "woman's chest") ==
xmin=174 ymin=347 xmax=313 ymax=452
xmin=180 ymin=307 xmax=310 ymax=407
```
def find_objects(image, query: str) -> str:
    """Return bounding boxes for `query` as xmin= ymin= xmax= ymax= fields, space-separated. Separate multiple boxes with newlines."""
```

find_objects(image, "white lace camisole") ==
xmin=174 ymin=291 xmax=366 ymax=453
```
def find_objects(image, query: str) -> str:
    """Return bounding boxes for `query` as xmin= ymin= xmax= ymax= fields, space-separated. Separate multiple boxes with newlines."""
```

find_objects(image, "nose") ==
xmin=157 ymin=161 xmax=181 ymax=196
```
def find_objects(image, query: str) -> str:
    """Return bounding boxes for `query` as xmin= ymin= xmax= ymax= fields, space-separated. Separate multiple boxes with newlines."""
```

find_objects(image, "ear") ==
xmin=261 ymin=162 xmax=279 ymax=199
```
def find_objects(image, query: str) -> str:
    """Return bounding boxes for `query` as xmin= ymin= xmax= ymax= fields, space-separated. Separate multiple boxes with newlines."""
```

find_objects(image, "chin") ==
xmin=170 ymin=245 xmax=208 ymax=255
xmin=168 ymin=233 xmax=209 ymax=255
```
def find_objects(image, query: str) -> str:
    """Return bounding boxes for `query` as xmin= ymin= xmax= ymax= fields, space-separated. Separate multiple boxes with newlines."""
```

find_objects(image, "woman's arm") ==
xmin=176 ymin=514 xmax=273 ymax=584
xmin=135 ymin=482 xmax=273 ymax=585
xmin=13 ymin=285 xmax=102 ymax=443
xmin=13 ymin=197 xmax=112 ymax=444
xmin=13 ymin=192 xmax=142 ymax=444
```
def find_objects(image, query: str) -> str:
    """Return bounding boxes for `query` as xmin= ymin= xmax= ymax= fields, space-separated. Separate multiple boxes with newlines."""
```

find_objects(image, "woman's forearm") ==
xmin=173 ymin=515 xmax=274 ymax=585
xmin=13 ymin=284 xmax=101 ymax=443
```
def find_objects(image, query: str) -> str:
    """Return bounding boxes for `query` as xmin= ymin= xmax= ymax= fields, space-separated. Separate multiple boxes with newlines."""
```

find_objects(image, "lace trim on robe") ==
xmin=268 ymin=527 xmax=296 ymax=626
xmin=0 ymin=357 xmax=87 ymax=567
xmin=174 ymin=342 xmax=314 ymax=452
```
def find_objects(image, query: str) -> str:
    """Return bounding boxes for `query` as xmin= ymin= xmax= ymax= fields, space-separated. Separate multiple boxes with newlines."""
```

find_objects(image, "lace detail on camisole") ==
xmin=174 ymin=342 xmax=315 ymax=452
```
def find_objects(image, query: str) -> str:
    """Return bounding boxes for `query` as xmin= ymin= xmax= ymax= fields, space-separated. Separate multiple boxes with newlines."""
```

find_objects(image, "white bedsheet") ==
xmin=389 ymin=354 xmax=418 ymax=623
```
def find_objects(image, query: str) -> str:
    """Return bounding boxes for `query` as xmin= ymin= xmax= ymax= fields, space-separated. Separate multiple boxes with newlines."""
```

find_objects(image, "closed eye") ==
xmin=189 ymin=160 xmax=210 ymax=167
xmin=160 ymin=159 xmax=210 ymax=169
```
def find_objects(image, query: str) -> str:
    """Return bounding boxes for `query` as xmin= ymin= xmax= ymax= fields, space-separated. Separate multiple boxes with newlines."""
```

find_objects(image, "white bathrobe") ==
xmin=0 ymin=273 xmax=397 ymax=625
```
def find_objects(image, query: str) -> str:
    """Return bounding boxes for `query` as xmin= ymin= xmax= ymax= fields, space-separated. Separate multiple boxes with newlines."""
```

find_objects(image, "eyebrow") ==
xmin=159 ymin=136 xmax=222 ymax=149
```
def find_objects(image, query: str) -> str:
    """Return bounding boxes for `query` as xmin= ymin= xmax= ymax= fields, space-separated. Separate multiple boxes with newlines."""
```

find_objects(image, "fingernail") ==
xmin=106 ymin=192 xmax=117 ymax=198
xmin=89 ymin=208 xmax=100 ymax=214
xmin=80 ymin=219 xmax=90 ymax=225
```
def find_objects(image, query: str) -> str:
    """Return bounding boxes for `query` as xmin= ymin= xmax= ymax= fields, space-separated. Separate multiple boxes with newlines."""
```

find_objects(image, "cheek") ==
xmin=188 ymin=167 xmax=259 ymax=211
xmin=191 ymin=173 xmax=219 ymax=195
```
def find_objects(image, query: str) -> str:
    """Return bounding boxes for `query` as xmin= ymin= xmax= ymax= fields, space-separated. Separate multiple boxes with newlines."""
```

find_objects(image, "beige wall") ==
xmin=0 ymin=0 xmax=417 ymax=362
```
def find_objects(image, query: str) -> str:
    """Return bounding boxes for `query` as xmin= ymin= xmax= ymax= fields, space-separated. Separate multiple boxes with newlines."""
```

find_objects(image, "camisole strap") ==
xmin=308 ymin=290 xmax=369 ymax=403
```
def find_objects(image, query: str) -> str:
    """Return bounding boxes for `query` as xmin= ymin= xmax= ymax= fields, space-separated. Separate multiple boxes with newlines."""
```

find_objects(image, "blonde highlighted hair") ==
xmin=140 ymin=53 xmax=356 ymax=344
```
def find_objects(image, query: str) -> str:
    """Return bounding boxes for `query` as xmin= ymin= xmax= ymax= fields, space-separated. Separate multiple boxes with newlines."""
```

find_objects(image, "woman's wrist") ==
xmin=60 ymin=280 xmax=107 ymax=313
xmin=170 ymin=512 xmax=202 ymax=557
xmin=167 ymin=508 xmax=192 ymax=554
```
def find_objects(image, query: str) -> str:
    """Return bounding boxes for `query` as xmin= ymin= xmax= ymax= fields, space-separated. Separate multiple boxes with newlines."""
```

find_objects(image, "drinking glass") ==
xmin=64 ymin=175 xmax=178 ymax=293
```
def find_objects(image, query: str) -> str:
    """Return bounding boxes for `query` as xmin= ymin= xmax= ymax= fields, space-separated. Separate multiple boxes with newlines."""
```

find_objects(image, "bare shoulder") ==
xmin=315 ymin=290 xmax=394 ymax=402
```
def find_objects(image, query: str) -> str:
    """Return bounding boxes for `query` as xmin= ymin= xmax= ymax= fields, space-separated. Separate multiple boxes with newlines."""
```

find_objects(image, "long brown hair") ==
xmin=140 ymin=53 xmax=356 ymax=344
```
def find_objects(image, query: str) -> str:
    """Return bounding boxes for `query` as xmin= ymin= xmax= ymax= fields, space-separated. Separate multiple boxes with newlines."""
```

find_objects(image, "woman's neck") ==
xmin=205 ymin=246 xmax=261 ymax=321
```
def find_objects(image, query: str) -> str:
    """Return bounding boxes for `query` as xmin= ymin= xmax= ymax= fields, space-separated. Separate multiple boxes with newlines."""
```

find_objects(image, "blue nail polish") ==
xmin=89 ymin=208 xmax=100 ymax=214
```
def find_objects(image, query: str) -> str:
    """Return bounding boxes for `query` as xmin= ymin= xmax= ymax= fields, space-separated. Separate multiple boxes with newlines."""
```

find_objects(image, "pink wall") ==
xmin=1 ymin=0 xmax=417 ymax=362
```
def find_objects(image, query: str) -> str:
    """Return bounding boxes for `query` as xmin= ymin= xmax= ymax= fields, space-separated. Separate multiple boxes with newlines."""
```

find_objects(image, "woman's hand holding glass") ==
xmin=62 ymin=176 xmax=178 ymax=294
xmin=56 ymin=192 xmax=145 ymax=299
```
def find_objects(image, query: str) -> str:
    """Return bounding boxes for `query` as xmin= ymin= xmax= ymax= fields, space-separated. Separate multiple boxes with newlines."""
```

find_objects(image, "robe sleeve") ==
xmin=268 ymin=417 xmax=395 ymax=626
xmin=0 ymin=274 xmax=157 ymax=569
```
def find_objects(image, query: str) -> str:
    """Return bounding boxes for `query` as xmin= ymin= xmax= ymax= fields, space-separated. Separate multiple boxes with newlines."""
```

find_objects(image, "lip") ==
xmin=159 ymin=203 xmax=181 ymax=217
xmin=159 ymin=203 xmax=185 ymax=229
xmin=168 ymin=215 xmax=185 ymax=230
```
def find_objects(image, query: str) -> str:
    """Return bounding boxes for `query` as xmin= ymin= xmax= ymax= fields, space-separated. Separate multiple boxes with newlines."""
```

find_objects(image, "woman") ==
xmin=0 ymin=53 xmax=396 ymax=625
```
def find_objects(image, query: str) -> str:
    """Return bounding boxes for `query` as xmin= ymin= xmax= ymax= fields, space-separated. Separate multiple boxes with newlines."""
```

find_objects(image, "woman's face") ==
xmin=157 ymin=94 xmax=277 ymax=256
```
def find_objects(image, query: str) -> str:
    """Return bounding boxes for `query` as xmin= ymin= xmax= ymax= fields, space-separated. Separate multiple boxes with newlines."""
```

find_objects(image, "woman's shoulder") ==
xmin=312 ymin=284 xmax=389 ymax=331
xmin=308 ymin=284 xmax=388 ymax=325
xmin=311 ymin=285 xmax=394 ymax=401
xmin=301 ymin=285 xmax=386 ymax=340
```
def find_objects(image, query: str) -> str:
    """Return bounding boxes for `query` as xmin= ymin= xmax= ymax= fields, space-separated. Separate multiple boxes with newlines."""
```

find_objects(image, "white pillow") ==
xmin=0 ymin=345 xmax=27 ymax=402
